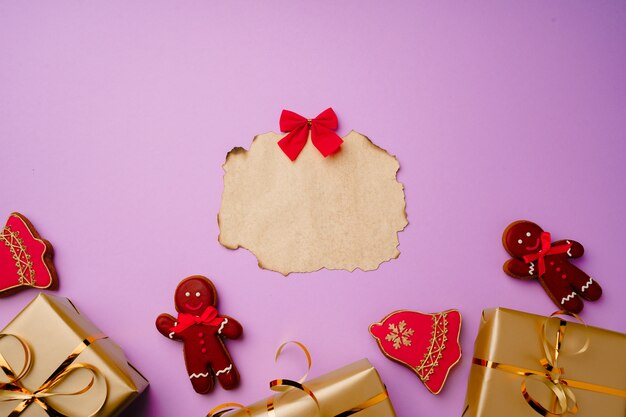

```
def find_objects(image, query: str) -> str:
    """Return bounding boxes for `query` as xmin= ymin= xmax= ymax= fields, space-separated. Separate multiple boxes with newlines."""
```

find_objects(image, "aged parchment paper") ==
xmin=218 ymin=131 xmax=408 ymax=275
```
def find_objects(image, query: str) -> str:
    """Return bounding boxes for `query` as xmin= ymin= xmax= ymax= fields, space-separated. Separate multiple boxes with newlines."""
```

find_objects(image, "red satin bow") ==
xmin=523 ymin=232 xmax=572 ymax=277
xmin=278 ymin=108 xmax=343 ymax=161
xmin=170 ymin=306 xmax=224 ymax=334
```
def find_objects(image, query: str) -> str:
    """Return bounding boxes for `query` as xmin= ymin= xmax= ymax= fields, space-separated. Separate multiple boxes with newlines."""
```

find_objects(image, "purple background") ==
xmin=1 ymin=2 xmax=625 ymax=416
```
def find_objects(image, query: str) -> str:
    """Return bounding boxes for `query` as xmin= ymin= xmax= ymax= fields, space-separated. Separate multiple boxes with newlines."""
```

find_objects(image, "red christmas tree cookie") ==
xmin=0 ymin=212 xmax=57 ymax=295
xmin=369 ymin=309 xmax=462 ymax=394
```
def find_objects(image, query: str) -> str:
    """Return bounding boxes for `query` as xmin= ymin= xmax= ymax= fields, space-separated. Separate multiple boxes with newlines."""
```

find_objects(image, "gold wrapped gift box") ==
xmin=462 ymin=307 xmax=626 ymax=417
xmin=0 ymin=293 xmax=149 ymax=417
xmin=217 ymin=359 xmax=396 ymax=417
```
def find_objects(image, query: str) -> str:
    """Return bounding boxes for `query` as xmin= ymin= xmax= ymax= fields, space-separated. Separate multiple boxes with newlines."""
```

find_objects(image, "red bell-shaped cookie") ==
xmin=369 ymin=309 xmax=462 ymax=394
xmin=0 ymin=212 xmax=57 ymax=295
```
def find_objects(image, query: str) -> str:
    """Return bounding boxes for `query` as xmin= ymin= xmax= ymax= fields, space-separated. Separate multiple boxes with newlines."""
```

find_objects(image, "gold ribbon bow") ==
xmin=0 ymin=333 xmax=108 ymax=416
xmin=473 ymin=311 xmax=626 ymax=417
xmin=208 ymin=341 xmax=389 ymax=417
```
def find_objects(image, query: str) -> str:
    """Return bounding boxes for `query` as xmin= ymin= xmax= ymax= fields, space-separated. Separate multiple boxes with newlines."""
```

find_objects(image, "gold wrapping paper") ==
xmin=0 ymin=293 xmax=148 ymax=417
xmin=462 ymin=307 xmax=626 ymax=417
xmin=218 ymin=359 xmax=396 ymax=417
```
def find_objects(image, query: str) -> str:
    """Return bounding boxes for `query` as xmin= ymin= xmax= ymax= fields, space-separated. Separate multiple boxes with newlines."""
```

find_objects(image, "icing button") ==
xmin=556 ymin=267 xmax=561 ymax=272
xmin=198 ymin=332 xmax=204 ymax=337
xmin=561 ymin=274 xmax=567 ymax=279
xmin=200 ymin=340 xmax=205 ymax=345
xmin=201 ymin=348 xmax=207 ymax=353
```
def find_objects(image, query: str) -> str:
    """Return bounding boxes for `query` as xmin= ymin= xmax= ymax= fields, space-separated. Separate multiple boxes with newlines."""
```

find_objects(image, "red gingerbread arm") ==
xmin=503 ymin=258 xmax=536 ymax=279
xmin=218 ymin=315 xmax=243 ymax=339
xmin=156 ymin=313 xmax=183 ymax=341
xmin=553 ymin=239 xmax=584 ymax=258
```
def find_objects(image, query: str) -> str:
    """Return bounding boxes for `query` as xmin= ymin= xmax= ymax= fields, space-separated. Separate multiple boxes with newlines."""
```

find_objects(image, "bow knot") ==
xmin=278 ymin=108 xmax=343 ymax=161
xmin=520 ymin=314 xmax=588 ymax=417
xmin=523 ymin=232 xmax=572 ymax=277
xmin=0 ymin=333 xmax=107 ymax=416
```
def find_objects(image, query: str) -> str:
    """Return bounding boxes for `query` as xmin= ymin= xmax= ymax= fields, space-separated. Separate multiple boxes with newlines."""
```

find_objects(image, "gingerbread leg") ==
xmin=211 ymin=352 xmax=240 ymax=390
xmin=188 ymin=366 xmax=215 ymax=394
xmin=539 ymin=274 xmax=584 ymax=313
xmin=564 ymin=264 xmax=602 ymax=301
xmin=217 ymin=366 xmax=239 ymax=390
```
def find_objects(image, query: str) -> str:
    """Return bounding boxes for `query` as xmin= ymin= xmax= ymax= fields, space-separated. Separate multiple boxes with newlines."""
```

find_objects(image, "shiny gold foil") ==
xmin=462 ymin=308 xmax=626 ymax=417
xmin=0 ymin=293 xmax=148 ymax=417
xmin=218 ymin=359 xmax=396 ymax=417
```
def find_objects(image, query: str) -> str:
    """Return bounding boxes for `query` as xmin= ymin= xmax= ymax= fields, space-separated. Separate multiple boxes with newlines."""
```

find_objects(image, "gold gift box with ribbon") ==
xmin=0 ymin=293 xmax=148 ymax=416
xmin=214 ymin=359 xmax=396 ymax=417
xmin=462 ymin=307 xmax=626 ymax=417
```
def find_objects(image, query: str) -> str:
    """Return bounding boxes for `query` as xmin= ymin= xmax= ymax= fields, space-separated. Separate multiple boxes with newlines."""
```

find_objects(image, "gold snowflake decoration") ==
xmin=385 ymin=320 xmax=414 ymax=350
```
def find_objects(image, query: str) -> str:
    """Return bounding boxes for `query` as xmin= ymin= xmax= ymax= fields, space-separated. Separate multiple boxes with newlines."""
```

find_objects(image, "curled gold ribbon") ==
xmin=0 ymin=333 xmax=108 ymax=416
xmin=268 ymin=341 xmax=319 ymax=416
xmin=473 ymin=310 xmax=626 ymax=417
xmin=273 ymin=341 xmax=312 ymax=385
xmin=208 ymin=403 xmax=251 ymax=417
xmin=208 ymin=341 xmax=390 ymax=417
xmin=0 ymin=335 xmax=32 ymax=384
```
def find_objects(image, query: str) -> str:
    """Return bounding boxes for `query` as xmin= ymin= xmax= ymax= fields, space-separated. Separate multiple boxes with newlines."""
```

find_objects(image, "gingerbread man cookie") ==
xmin=0 ymin=212 xmax=57 ymax=296
xmin=502 ymin=220 xmax=602 ymax=313
xmin=156 ymin=276 xmax=243 ymax=394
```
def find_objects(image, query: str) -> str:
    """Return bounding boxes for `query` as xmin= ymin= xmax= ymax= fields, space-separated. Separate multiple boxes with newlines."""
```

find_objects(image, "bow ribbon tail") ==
xmin=310 ymin=123 xmax=343 ymax=158
xmin=278 ymin=125 xmax=309 ymax=161
xmin=10 ymin=398 xmax=64 ymax=417
xmin=522 ymin=232 xmax=551 ymax=276
xmin=7 ymin=401 xmax=34 ymax=417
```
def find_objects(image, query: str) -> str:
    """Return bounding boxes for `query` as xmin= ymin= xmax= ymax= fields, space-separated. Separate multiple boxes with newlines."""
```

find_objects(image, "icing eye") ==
xmin=517 ymin=239 xmax=523 ymax=244
xmin=195 ymin=292 xmax=201 ymax=297
xmin=526 ymin=232 xmax=531 ymax=237
xmin=185 ymin=292 xmax=190 ymax=297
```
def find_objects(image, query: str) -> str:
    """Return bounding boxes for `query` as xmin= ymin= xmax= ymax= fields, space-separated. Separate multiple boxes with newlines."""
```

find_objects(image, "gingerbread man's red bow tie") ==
xmin=278 ymin=108 xmax=343 ymax=161
xmin=522 ymin=232 xmax=572 ymax=277
xmin=170 ymin=306 xmax=224 ymax=334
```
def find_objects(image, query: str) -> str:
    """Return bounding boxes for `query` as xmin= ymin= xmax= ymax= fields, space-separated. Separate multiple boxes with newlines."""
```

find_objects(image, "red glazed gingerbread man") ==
xmin=156 ymin=275 xmax=243 ymax=394
xmin=502 ymin=220 xmax=602 ymax=313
